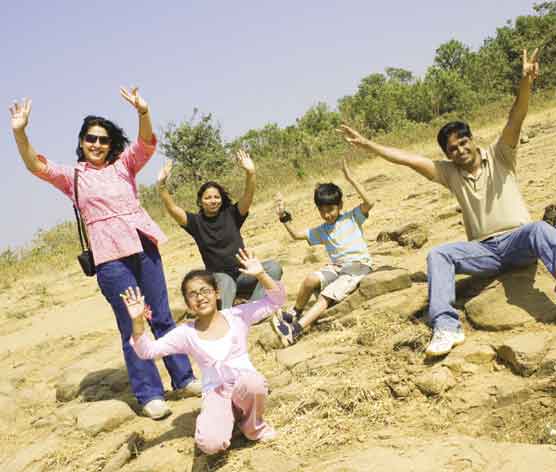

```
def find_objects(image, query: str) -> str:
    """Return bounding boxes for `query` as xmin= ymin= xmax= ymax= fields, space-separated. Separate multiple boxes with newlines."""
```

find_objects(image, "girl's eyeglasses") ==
xmin=186 ymin=287 xmax=215 ymax=300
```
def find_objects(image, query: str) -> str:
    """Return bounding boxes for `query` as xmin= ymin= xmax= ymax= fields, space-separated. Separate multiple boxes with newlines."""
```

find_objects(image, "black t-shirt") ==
xmin=183 ymin=203 xmax=248 ymax=279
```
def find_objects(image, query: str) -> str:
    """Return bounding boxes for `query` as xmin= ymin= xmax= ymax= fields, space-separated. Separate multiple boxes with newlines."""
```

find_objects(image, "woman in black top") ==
xmin=158 ymin=150 xmax=282 ymax=308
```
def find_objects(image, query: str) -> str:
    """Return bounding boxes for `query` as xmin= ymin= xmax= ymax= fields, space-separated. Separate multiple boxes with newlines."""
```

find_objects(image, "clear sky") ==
xmin=1 ymin=0 xmax=538 ymax=251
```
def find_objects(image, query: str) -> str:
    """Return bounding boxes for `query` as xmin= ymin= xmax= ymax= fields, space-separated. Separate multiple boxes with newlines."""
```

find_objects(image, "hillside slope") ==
xmin=1 ymin=108 xmax=556 ymax=471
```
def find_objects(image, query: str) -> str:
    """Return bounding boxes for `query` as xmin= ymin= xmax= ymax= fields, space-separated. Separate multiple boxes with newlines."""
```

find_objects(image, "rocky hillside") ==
xmin=1 ymin=108 xmax=556 ymax=471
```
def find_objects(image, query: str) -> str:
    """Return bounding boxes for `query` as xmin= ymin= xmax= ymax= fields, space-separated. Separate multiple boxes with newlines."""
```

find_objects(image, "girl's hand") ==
xmin=236 ymin=248 xmax=264 ymax=276
xmin=120 ymin=86 xmax=149 ymax=115
xmin=157 ymin=159 xmax=173 ymax=185
xmin=120 ymin=286 xmax=152 ymax=321
xmin=235 ymin=149 xmax=255 ymax=174
xmin=9 ymin=98 xmax=32 ymax=131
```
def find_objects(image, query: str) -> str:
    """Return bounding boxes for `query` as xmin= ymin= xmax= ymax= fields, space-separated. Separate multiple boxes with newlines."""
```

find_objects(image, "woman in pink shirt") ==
xmin=9 ymin=89 xmax=199 ymax=419
xmin=122 ymin=248 xmax=285 ymax=455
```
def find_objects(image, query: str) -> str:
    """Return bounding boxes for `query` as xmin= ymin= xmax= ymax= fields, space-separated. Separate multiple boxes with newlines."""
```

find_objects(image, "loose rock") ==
xmin=415 ymin=367 xmax=456 ymax=396
xmin=76 ymin=400 xmax=136 ymax=436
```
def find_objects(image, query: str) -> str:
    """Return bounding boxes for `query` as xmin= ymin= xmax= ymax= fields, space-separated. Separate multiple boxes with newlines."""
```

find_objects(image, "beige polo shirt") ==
xmin=434 ymin=137 xmax=531 ymax=241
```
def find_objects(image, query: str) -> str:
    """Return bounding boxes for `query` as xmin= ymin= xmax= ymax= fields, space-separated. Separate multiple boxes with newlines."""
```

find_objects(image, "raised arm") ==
xmin=236 ymin=149 xmax=256 ymax=216
xmin=237 ymin=248 xmax=277 ymax=292
xmin=9 ymin=99 xmax=45 ymax=174
xmin=235 ymin=248 xmax=286 ymax=325
xmin=342 ymin=157 xmax=374 ymax=215
xmin=275 ymin=193 xmax=309 ymax=241
xmin=157 ymin=160 xmax=188 ymax=226
xmin=337 ymin=125 xmax=440 ymax=183
xmin=120 ymin=86 xmax=153 ymax=143
xmin=501 ymin=48 xmax=539 ymax=149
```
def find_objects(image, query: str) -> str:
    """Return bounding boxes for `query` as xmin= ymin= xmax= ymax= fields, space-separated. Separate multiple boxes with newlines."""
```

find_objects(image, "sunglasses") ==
xmin=84 ymin=134 xmax=111 ymax=146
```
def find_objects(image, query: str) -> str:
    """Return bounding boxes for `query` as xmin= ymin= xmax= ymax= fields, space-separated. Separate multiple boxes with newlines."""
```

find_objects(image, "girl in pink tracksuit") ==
xmin=122 ymin=248 xmax=285 ymax=455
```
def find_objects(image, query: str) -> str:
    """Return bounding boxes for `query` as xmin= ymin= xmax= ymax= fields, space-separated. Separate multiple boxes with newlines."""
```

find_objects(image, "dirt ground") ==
xmin=2 ymin=108 xmax=556 ymax=471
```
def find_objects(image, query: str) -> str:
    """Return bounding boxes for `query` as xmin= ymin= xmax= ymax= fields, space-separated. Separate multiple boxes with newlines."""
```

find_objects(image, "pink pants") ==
xmin=195 ymin=371 xmax=275 ymax=455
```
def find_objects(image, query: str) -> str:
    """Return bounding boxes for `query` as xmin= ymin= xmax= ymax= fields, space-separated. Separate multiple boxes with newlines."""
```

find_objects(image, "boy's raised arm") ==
xmin=342 ymin=157 xmax=374 ymax=216
xmin=337 ymin=125 xmax=440 ymax=183
xmin=275 ymin=193 xmax=309 ymax=241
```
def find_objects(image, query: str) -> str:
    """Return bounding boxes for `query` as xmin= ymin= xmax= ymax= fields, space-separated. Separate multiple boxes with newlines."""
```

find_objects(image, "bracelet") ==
xmin=139 ymin=109 xmax=149 ymax=116
xmin=279 ymin=210 xmax=292 ymax=223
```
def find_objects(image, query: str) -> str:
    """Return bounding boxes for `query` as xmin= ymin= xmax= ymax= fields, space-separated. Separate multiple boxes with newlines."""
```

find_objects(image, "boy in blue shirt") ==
xmin=272 ymin=158 xmax=374 ymax=347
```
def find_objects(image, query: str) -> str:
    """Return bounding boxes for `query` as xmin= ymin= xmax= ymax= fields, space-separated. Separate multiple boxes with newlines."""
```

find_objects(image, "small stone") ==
xmin=415 ymin=367 xmax=456 ymax=396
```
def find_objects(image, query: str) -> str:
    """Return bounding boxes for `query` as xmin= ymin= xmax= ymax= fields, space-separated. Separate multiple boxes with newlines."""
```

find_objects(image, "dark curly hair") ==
xmin=76 ymin=115 xmax=130 ymax=164
xmin=197 ymin=181 xmax=232 ymax=214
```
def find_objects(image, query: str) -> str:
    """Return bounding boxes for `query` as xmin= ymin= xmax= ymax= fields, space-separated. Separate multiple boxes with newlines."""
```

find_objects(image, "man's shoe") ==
xmin=425 ymin=328 xmax=465 ymax=358
xmin=143 ymin=399 xmax=172 ymax=420
xmin=271 ymin=315 xmax=301 ymax=348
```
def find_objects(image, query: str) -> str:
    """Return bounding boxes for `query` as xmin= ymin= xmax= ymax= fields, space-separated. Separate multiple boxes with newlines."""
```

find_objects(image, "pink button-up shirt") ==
xmin=33 ymin=136 xmax=167 ymax=265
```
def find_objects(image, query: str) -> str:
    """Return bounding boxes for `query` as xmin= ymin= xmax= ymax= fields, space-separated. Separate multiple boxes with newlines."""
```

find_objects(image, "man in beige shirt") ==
xmin=338 ymin=49 xmax=553 ymax=358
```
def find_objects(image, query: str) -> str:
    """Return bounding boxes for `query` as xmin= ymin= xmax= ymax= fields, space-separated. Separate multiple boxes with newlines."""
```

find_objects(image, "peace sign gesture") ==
xmin=9 ymin=98 xmax=32 ymax=131
xmin=522 ymin=48 xmax=540 ymax=82
xmin=120 ymin=86 xmax=149 ymax=115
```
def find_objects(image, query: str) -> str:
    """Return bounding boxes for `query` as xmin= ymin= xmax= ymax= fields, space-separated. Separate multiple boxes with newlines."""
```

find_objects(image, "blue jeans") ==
xmin=427 ymin=222 xmax=556 ymax=331
xmin=96 ymin=233 xmax=195 ymax=405
xmin=214 ymin=260 xmax=283 ymax=309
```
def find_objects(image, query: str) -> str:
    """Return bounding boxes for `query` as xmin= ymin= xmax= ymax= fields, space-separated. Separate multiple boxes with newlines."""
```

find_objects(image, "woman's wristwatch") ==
xmin=279 ymin=210 xmax=292 ymax=223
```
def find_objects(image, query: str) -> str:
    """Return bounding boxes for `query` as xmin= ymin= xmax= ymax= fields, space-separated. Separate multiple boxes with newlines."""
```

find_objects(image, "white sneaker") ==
xmin=425 ymin=328 xmax=465 ymax=358
xmin=143 ymin=399 xmax=172 ymax=420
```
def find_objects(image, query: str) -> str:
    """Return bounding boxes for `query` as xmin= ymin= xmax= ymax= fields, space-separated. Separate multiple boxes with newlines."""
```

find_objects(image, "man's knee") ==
xmin=531 ymin=221 xmax=556 ymax=240
xmin=427 ymin=245 xmax=445 ymax=265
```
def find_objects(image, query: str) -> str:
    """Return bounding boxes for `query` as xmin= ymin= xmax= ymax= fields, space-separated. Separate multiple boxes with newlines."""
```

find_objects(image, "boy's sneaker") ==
xmin=425 ymin=328 xmax=465 ymax=358
xmin=281 ymin=307 xmax=302 ymax=324
xmin=143 ymin=399 xmax=172 ymax=420
xmin=271 ymin=315 xmax=302 ymax=348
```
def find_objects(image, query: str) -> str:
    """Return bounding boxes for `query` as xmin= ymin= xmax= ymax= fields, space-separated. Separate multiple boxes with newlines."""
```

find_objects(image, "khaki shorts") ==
xmin=314 ymin=262 xmax=372 ymax=302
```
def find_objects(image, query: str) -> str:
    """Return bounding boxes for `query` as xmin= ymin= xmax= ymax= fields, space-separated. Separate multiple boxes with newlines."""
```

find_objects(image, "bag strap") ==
xmin=73 ymin=169 xmax=90 ymax=251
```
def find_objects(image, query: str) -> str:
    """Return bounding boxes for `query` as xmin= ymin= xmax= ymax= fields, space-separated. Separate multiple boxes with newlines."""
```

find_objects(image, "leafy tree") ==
xmin=424 ymin=67 xmax=478 ymax=116
xmin=296 ymin=102 xmax=341 ymax=136
xmin=385 ymin=67 xmax=414 ymax=84
xmin=434 ymin=39 xmax=471 ymax=75
xmin=160 ymin=110 xmax=229 ymax=184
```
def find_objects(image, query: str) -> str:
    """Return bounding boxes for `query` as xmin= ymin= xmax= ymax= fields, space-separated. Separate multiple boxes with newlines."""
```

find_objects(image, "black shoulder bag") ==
xmin=73 ymin=169 xmax=96 ymax=276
